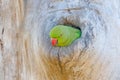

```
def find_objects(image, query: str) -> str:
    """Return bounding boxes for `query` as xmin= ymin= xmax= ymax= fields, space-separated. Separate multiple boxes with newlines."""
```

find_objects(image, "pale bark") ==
xmin=0 ymin=0 xmax=120 ymax=80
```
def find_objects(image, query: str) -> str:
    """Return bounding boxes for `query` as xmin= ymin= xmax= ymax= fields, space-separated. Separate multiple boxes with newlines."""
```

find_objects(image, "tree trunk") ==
xmin=0 ymin=0 xmax=120 ymax=80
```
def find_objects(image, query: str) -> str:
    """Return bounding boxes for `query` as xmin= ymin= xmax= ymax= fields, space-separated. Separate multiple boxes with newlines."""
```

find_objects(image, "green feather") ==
xmin=49 ymin=25 xmax=82 ymax=47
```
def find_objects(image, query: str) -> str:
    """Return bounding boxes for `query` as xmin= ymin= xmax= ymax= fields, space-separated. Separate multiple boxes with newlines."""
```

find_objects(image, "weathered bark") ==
xmin=0 ymin=0 xmax=120 ymax=80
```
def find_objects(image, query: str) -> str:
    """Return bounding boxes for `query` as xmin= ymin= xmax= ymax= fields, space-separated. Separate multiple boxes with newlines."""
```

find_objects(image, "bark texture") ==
xmin=0 ymin=0 xmax=120 ymax=80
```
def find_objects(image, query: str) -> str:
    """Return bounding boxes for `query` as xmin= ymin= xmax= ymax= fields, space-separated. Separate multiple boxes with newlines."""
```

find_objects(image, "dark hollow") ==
xmin=62 ymin=23 xmax=81 ymax=32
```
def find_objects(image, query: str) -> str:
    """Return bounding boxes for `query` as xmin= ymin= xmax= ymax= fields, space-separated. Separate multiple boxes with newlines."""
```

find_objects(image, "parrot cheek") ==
xmin=51 ymin=38 xmax=58 ymax=46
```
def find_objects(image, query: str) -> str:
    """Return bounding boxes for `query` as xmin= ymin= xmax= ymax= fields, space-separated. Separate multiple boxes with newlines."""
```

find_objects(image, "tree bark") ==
xmin=0 ymin=0 xmax=120 ymax=80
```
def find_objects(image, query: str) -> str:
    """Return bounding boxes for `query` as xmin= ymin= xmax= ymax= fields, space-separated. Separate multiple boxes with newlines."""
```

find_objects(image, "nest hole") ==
xmin=59 ymin=19 xmax=81 ymax=32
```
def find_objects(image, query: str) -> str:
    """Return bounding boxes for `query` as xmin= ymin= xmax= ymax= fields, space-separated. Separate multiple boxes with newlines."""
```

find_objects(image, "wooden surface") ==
xmin=0 ymin=0 xmax=120 ymax=80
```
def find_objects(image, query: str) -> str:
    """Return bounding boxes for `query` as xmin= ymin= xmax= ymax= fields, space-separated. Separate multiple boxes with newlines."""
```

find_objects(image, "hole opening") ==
xmin=59 ymin=19 xmax=81 ymax=32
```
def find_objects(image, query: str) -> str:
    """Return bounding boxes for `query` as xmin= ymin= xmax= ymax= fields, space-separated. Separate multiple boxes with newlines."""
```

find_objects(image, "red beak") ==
xmin=51 ymin=38 xmax=57 ymax=46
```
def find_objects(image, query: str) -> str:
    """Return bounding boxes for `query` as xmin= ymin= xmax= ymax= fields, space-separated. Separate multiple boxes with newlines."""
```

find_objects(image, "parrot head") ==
xmin=49 ymin=25 xmax=81 ymax=47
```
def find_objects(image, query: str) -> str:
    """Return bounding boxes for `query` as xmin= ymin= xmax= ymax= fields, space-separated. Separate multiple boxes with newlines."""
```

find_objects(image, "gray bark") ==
xmin=0 ymin=0 xmax=120 ymax=80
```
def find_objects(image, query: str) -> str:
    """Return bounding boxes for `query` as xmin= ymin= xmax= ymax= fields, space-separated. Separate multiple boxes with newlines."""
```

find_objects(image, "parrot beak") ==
xmin=51 ymin=38 xmax=57 ymax=46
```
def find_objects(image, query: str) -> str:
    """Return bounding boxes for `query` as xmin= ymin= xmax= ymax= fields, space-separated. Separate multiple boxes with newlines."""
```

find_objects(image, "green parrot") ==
xmin=49 ymin=25 xmax=82 ymax=47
